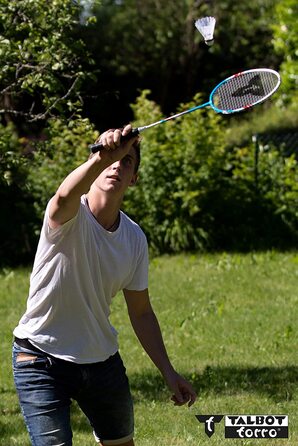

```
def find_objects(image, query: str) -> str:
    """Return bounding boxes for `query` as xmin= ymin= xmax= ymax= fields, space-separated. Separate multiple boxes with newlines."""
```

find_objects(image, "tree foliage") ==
xmin=0 ymin=0 xmax=98 ymax=265
xmin=0 ymin=0 xmax=95 ymax=125
xmin=0 ymin=121 xmax=39 ymax=264
xmin=122 ymin=91 xmax=226 ymax=252
xmin=272 ymin=0 xmax=298 ymax=103
xmin=0 ymin=0 xmax=297 ymax=264
xmin=27 ymin=117 xmax=98 ymax=221
xmin=81 ymin=0 xmax=282 ymax=130
xmin=0 ymin=116 xmax=98 ymax=265
xmin=123 ymin=92 xmax=298 ymax=253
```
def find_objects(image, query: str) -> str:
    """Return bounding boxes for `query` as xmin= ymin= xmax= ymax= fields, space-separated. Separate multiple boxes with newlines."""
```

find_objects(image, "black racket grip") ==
xmin=89 ymin=128 xmax=140 ymax=153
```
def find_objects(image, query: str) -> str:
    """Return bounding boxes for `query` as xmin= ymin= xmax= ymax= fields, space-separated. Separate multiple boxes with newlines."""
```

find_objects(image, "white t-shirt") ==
xmin=14 ymin=195 xmax=149 ymax=363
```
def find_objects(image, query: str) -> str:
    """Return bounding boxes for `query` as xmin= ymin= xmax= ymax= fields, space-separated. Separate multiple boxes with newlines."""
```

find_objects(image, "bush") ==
xmin=208 ymin=142 xmax=298 ymax=251
xmin=0 ymin=118 xmax=98 ymax=265
xmin=123 ymin=91 xmax=227 ymax=253
xmin=1 ymin=92 xmax=296 ymax=265
xmin=0 ymin=123 xmax=39 ymax=264
xmin=123 ymin=91 xmax=298 ymax=253
xmin=27 ymin=117 xmax=98 ymax=221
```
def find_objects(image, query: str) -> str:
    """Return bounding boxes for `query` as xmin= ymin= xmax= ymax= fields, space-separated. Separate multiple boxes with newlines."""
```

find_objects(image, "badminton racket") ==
xmin=89 ymin=68 xmax=280 ymax=153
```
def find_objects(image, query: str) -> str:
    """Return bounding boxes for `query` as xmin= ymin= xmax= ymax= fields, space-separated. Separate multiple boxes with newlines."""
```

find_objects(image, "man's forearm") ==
xmin=129 ymin=310 xmax=175 ymax=378
xmin=125 ymin=290 xmax=197 ymax=406
xmin=49 ymin=154 xmax=108 ymax=226
xmin=55 ymin=155 xmax=106 ymax=202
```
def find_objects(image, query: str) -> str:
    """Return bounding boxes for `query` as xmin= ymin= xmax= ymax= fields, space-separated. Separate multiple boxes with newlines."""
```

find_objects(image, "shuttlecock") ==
xmin=195 ymin=16 xmax=216 ymax=46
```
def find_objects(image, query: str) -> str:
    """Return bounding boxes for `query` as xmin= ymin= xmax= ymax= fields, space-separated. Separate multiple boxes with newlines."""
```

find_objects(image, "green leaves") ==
xmin=124 ymin=91 xmax=297 ymax=253
xmin=0 ymin=0 xmax=92 ymax=121
xmin=0 ymin=122 xmax=25 ymax=186
xmin=26 ymin=117 xmax=98 ymax=220
xmin=272 ymin=0 xmax=298 ymax=104
xmin=124 ymin=91 xmax=226 ymax=253
xmin=0 ymin=0 xmax=296 ymax=261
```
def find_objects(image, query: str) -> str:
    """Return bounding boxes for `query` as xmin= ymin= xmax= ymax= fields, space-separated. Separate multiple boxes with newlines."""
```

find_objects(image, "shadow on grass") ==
xmin=130 ymin=365 xmax=298 ymax=403
xmin=62 ymin=365 xmax=298 ymax=436
xmin=2 ymin=366 xmax=296 ymax=440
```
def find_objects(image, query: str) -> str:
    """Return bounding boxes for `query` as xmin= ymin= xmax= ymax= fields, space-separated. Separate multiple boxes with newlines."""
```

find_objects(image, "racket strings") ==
xmin=212 ymin=71 xmax=280 ymax=112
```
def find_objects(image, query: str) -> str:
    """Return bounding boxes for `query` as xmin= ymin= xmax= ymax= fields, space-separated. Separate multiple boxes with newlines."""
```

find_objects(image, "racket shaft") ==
xmin=89 ymin=102 xmax=210 ymax=152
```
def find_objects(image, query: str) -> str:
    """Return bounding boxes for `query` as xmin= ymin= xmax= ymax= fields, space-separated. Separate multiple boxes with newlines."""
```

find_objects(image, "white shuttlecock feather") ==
xmin=195 ymin=16 xmax=216 ymax=46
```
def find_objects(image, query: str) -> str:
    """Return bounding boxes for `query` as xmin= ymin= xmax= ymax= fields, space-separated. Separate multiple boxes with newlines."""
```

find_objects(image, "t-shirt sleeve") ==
xmin=124 ymin=232 xmax=149 ymax=291
xmin=43 ymin=198 xmax=79 ymax=242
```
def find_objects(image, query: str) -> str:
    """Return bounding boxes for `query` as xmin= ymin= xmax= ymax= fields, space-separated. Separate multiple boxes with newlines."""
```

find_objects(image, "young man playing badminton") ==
xmin=12 ymin=124 xmax=196 ymax=446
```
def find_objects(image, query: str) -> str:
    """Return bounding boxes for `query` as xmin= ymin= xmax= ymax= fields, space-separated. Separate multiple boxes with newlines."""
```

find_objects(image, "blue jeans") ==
xmin=12 ymin=342 xmax=134 ymax=446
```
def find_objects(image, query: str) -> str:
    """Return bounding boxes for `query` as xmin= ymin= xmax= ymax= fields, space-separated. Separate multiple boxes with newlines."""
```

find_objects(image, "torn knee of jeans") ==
xmin=16 ymin=352 xmax=38 ymax=363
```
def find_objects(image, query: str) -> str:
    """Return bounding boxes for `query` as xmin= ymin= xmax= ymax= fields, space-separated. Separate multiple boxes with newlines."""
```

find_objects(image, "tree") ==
xmin=123 ymin=90 xmax=227 ymax=253
xmin=0 ymin=0 xmax=95 ymax=128
xmin=272 ymin=0 xmax=298 ymax=104
xmin=80 ymin=0 xmax=282 ymax=131
xmin=0 ymin=0 xmax=98 ymax=265
xmin=123 ymin=91 xmax=297 ymax=253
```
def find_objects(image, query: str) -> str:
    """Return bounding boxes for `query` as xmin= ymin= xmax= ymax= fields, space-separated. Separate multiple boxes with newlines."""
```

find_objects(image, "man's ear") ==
xmin=129 ymin=173 xmax=138 ymax=186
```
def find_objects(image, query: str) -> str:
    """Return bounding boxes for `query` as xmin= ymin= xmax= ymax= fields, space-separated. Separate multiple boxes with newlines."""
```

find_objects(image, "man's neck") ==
xmin=86 ymin=191 xmax=121 ymax=231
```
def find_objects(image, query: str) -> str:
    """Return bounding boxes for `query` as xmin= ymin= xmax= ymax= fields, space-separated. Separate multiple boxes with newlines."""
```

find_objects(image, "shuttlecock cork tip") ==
xmin=205 ymin=39 xmax=214 ymax=46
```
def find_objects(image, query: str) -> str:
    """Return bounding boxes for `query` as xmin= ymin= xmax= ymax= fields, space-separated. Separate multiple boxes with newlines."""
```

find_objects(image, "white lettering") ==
xmin=245 ymin=429 xmax=253 ymax=437
xmin=275 ymin=416 xmax=286 ymax=425
xmin=225 ymin=414 xmax=288 ymax=427
xmin=235 ymin=428 xmax=279 ymax=438
xmin=266 ymin=416 xmax=275 ymax=425
xmin=269 ymin=429 xmax=277 ymax=438
xmin=256 ymin=416 xmax=264 ymax=424
xmin=206 ymin=417 xmax=214 ymax=432
xmin=236 ymin=427 xmax=245 ymax=438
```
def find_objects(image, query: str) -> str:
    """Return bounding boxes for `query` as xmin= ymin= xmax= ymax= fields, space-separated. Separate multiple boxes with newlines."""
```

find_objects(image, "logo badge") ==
xmin=196 ymin=414 xmax=288 ymax=439
xmin=196 ymin=415 xmax=224 ymax=437
xmin=232 ymin=74 xmax=265 ymax=97
xmin=225 ymin=415 xmax=288 ymax=439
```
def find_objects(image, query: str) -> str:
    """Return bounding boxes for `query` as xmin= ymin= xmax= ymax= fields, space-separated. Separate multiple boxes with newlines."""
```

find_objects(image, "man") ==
xmin=13 ymin=124 xmax=197 ymax=446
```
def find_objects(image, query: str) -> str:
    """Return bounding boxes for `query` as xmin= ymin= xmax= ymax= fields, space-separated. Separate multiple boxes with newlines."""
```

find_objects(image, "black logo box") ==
xmin=225 ymin=426 xmax=288 ymax=439
xmin=225 ymin=415 xmax=288 ymax=439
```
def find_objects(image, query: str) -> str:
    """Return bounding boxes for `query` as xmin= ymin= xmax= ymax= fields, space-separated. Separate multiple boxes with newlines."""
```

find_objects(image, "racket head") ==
xmin=209 ymin=68 xmax=281 ymax=114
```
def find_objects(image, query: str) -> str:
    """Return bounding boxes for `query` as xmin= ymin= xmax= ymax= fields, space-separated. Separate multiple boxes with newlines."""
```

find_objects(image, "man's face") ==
xmin=94 ymin=146 xmax=138 ymax=195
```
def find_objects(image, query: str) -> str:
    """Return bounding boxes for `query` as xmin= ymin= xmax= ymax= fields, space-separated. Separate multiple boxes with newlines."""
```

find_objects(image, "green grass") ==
xmin=1 ymin=251 xmax=297 ymax=445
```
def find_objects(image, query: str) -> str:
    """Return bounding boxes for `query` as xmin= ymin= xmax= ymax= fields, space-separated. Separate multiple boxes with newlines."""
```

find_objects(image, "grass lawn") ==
xmin=0 ymin=251 xmax=297 ymax=445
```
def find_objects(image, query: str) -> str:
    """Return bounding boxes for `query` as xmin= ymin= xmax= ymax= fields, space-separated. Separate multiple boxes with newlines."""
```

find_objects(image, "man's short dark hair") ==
xmin=132 ymin=138 xmax=141 ymax=173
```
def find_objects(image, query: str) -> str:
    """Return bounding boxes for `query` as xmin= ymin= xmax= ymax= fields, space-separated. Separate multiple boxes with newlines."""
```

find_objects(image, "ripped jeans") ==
xmin=12 ymin=341 xmax=134 ymax=446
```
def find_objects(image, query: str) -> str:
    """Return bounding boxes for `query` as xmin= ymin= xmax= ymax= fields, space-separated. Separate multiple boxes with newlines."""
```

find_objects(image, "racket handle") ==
xmin=89 ymin=128 xmax=140 ymax=153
